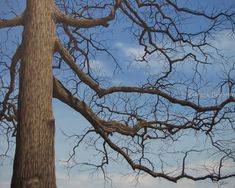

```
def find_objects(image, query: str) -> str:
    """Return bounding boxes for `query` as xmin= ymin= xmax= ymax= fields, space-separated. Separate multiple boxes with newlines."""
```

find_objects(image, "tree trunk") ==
xmin=11 ymin=0 xmax=56 ymax=187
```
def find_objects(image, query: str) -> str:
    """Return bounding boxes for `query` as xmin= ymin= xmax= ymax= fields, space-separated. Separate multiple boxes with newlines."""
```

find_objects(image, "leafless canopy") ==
xmin=1 ymin=0 xmax=235 ymax=184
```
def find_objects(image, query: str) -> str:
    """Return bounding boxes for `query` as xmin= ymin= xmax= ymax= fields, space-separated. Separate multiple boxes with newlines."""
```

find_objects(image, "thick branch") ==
xmin=55 ymin=0 xmax=122 ymax=28
xmin=101 ymin=133 xmax=235 ymax=183
xmin=0 ymin=14 xmax=24 ymax=29
xmin=53 ymin=76 xmax=235 ymax=183
xmin=55 ymin=39 xmax=235 ymax=112
xmin=53 ymin=77 xmax=140 ymax=136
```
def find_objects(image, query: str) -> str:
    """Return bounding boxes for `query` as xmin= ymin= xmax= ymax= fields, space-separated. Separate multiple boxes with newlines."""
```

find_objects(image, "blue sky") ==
xmin=1 ymin=0 xmax=235 ymax=188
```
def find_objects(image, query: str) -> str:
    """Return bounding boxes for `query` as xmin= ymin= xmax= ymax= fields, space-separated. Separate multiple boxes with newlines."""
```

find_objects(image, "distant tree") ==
xmin=0 ymin=0 xmax=235 ymax=187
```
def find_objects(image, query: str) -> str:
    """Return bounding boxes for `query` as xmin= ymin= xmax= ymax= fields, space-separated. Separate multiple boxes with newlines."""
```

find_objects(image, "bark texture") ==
xmin=11 ymin=0 xmax=56 ymax=187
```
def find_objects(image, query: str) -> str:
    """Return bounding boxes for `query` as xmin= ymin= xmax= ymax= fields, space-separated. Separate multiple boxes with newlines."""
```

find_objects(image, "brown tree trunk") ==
xmin=11 ymin=0 xmax=56 ymax=187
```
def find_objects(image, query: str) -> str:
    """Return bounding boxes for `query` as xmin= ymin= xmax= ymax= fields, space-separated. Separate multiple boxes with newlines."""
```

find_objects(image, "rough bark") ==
xmin=11 ymin=0 xmax=56 ymax=187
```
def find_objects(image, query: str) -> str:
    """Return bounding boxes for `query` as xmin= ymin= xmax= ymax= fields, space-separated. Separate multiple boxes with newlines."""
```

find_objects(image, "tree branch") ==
xmin=53 ymin=76 xmax=199 ymax=138
xmin=100 ymin=132 xmax=235 ymax=183
xmin=0 ymin=45 xmax=22 ymax=120
xmin=55 ymin=39 xmax=235 ymax=113
xmin=53 ymin=76 xmax=235 ymax=183
xmin=0 ymin=14 xmax=24 ymax=29
xmin=165 ymin=0 xmax=235 ymax=20
xmin=53 ymin=76 xmax=141 ymax=136
xmin=55 ymin=0 xmax=123 ymax=28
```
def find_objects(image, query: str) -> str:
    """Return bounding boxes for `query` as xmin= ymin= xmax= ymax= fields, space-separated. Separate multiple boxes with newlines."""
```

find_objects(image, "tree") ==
xmin=0 ymin=0 xmax=235 ymax=187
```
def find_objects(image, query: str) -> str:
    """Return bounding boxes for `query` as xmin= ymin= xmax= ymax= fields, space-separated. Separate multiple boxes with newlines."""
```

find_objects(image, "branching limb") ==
xmin=55 ymin=0 xmax=123 ymax=28
xmin=53 ymin=76 xmax=142 ymax=136
xmin=100 ymin=132 xmax=235 ymax=183
xmin=53 ymin=76 xmax=235 ymax=183
xmin=165 ymin=0 xmax=235 ymax=20
xmin=55 ymin=39 xmax=235 ymax=113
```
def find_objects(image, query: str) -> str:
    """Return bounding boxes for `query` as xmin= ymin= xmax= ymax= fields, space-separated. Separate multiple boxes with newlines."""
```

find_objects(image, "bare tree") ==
xmin=0 ymin=0 xmax=235 ymax=187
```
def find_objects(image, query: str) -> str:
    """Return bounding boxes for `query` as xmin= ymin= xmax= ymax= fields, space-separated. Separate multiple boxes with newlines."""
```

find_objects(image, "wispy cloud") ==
xmin=1 ymin=154 xmax=234 ymax=188
xmin=116 ymin=29 xmax=235 ymax=64
xmin=88 ymin=59 xmax=125 ymax=86
xmin=115 ymin=42 xmax=166 ymax=75
xmin=212 ymin=30 xmax=235 ymax=56
xmin=89 ymin=59 xmax=113 ymax=77
xmin=55 ymin=169 xmax=235 ymax=188
xmin=115 ymin=42 xmax=145 ymax=59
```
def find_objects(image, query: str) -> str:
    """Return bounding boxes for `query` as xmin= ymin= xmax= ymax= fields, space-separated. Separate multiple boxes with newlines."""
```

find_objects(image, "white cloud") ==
xmin=56 ymin=172 xmax=104 ymax=188
xmin=89 ymin=59 xmax=112 ymax=77
xmin=115 ymin=42 xmax=145 ymax=58
xmin=116 ymin=30 xmax=235 ymax=77
xmin=115 ymin=42 xmax=166 ymax=75
xmin=1 ymin=158 xmax=234 ymax=188
xmin=212 ymin=30 xmax=235 ymax=56
xmin=56 ymin=169 xmax=235 ymax=188
xmin=88 ymin=59 xmax=125 ymax=86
